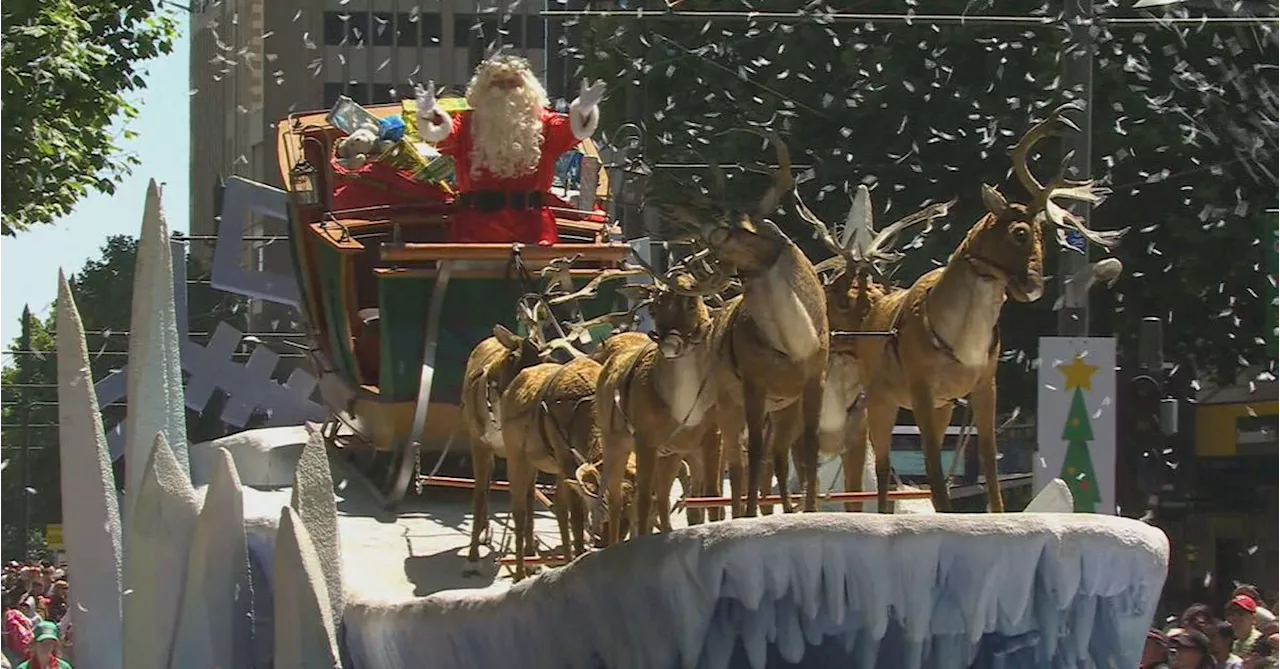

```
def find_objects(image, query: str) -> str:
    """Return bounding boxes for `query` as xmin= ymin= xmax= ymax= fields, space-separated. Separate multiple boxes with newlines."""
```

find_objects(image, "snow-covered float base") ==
xmin=343 ymin=513 xmax=1168 ymax=669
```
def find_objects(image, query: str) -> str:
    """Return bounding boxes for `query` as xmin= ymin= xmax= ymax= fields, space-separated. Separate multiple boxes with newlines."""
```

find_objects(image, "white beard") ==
xmin=469 ymin=86 xmax=545 ymax=180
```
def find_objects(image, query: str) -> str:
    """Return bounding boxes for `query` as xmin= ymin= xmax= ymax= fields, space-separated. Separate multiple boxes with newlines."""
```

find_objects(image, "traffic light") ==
xmin=1116 ymin=372 xmax=1166 ymax=516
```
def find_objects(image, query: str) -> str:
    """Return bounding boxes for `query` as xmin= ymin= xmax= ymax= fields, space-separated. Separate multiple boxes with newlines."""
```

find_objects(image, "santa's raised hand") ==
xmin=415 ymin=80 xmax=452 ymax=142
xmin=578 ymin=79 xmax=607 ymax=109
xmin=569 ymin=79 xmax=606 ymax=139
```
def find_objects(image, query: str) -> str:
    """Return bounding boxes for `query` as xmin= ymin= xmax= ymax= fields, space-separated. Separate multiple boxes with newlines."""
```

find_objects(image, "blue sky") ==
xmin=1 ymin=14 xmax=191 ymax=346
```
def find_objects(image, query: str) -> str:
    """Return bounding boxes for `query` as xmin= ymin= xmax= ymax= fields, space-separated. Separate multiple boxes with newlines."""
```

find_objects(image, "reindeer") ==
xmin=501 ymin=353 xmax=605 ymax=581
xmin=461 ymin=316 xmax=545 ymax=563
xmin=810 ymin=101 xmax=1125 ymax=513
xmin=593 ymin=260 xmax=728 ymax=546
xmin=564 ymin=450 xmax=696 ymax=546
xmin=647 ymin=130 xmax=830 ymax=517
xmin=793 ymin=183 xmax=956 ymax=510
xmin=462 ymin=264 xmax=645 ymax=564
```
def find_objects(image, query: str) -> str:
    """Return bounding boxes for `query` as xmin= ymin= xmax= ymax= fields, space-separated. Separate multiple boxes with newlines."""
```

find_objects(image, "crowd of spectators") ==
xmin=1142 ymin=585 xmax=1280 ymax=669
xmin=1 ymin=562 xmax=71 ymax=669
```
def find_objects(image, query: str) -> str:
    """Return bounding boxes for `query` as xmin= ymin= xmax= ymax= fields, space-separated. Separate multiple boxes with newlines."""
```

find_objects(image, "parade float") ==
xmin=51 ymin=54 xmax=1168 ymax=669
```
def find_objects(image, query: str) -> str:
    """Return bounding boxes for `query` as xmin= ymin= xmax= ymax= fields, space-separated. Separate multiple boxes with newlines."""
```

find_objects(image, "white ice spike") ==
xmin=56 ymin=272 xmax=125 ymax=669
xmin=123 ymin=180 xmax=189 ymax=513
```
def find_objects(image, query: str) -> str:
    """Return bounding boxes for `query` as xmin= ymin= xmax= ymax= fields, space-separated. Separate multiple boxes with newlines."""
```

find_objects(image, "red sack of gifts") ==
xmin=329 ymin=157 xmax=453 ymax=212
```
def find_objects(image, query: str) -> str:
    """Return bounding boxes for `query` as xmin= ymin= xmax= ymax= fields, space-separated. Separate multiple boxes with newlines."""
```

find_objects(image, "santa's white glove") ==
xmin=414 ymin=80 xmax=438 ymax=111
xmin=578 ymin=79 xmax=607 ymax=109
xmin=414 ymin=80 xmax=452 ymax=143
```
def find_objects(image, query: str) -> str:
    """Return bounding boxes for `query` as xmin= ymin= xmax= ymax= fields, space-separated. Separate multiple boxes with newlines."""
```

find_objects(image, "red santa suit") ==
xmin=433 ymin=109 xmax=585 ymax=246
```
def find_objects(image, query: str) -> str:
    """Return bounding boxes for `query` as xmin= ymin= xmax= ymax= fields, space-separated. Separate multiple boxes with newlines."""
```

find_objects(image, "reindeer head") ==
xmin=488 ymin=323 xmax=543 ymax=397
xmin=563 ymin=456 xmax=636 ymax=548
xmin=646 ymin=129 xmax=796 ymax=277
xmin=623 ymin=252 xmax=724 ymax=359
xmin=962 ymin=101 xmax=1126 ymax=303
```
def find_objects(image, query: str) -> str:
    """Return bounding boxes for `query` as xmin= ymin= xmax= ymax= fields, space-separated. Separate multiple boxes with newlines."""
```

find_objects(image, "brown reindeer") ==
xmin=564 ymin=450 xmax=694 ymax=546
xmin=593 ymin=262 xmax=728 ymax=546
xmin=461 ymin=320 xmax=545 ymax=563
xmin=793 ymin=183 xmax=956 ymax=510
xmin=648 ymin=130 xmax=830 ymax=517
xmin=809 ymin=101 xmax=1124 ymax=513
xmin=462 ymin=267 xmax=645 ymax=564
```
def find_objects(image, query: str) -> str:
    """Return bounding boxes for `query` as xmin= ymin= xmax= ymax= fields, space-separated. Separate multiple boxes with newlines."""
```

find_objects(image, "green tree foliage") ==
xmin=0 ymin=0 xmax=179 ymax=235
xmin=0 ymin=235 xmax=246 ymax=560
xmin=579 ymin=0 xmax=1277 ymax=407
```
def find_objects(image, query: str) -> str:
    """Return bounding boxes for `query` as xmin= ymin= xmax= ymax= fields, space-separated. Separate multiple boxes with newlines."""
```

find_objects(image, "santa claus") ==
xmin=415 ymin=55 xmax=606 ymax=246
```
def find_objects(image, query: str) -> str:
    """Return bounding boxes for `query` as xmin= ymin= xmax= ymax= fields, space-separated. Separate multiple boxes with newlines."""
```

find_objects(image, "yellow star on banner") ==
xmin=1058 ymin=355 xmax=1099 ymax=391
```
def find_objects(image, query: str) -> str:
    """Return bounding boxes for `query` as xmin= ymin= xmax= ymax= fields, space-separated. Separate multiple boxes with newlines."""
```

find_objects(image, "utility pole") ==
xmin=16 ymin=305 xmax=33 ymax=561
xmin=1058 ymin=0 xmax=1094 ymax=337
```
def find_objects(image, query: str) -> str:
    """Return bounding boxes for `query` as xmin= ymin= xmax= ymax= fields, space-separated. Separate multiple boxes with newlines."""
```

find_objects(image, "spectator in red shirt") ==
xmin=2 ymin=589 xmax=33 ymax=664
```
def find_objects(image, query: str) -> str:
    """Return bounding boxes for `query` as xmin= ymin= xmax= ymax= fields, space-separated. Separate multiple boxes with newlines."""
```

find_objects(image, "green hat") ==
xmin=33 ymin=621 xmax=58 ymax=643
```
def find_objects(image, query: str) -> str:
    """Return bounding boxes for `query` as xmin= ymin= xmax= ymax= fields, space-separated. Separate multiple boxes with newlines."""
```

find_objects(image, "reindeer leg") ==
xmin=634 ymin=441 xmax=658 ymax=537
xmin=654 ymin=455 xmax=683 ymax=533
xmin=759 ymin=451 xmax=776 ymax=516
xmin=685 ymin=449 xmax=706 ymax=527
xmin=525 ymin=485 xmax=538 ymax=558
xmin=743 ymin=385 xmax=768 ymax=518
xmin=702 ymin=428 xmax=725 ymax=522
xmin=912 ymin=385 xmax=954 ymax=513
xmin=842 ymin=404 xmax=868 ymax=513
xmin=602 ymin=437 xmax=632 ymax=547
xmin=769 ymin=401 xmax=803 ymax=514
xmin=866 ymin=398 xmax=898 ymax=514
xmin=800 ymin=382 xmax=824 ymax=513
xmin=971 ymin=368 xmax=1004 ymax=513
xmin=552 ymin=475 xmax=575 ymax=560
xmin=468 ymin=443 xmax=493 ymax=562
xmin=509 ymin=456 xmax=533 ymax=581
xmin=718 ymin=406 xmax=747 ymax=519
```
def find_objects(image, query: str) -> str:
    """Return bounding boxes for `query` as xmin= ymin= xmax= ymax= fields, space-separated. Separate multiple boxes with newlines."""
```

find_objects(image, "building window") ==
xmin=323 ymin=82 xmax=346 ymax=108
xmin=369 ymin=84 xmax=398 ymax=105
xmin=396 ymin=13 xmax=419 ymax=47
xmin=455 ymin=15 xmax=500 ymax=48
xmin=419 ymin=13 xmax=443 ymax=46
xmin=1228 ymin=419 xmax=1280 ymax=455
xmin=326 ymin=83 xmax=399 ymax=107
xmin=372 ymin=12 xmax=395 ymax=47
xmin=324 ymin=11 xmax=369 ymax=46
xmin=323 ymin=12 xmax=347 ymax=45
xmin=511 ymin=16 xmax=546 ymax=50
xmin=347 ymin=83 xmax=372 ymax=105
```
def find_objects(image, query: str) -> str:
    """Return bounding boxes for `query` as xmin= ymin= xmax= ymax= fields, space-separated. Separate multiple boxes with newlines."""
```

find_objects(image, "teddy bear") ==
xmin=335 ymin=120 xmax=395 ymax=170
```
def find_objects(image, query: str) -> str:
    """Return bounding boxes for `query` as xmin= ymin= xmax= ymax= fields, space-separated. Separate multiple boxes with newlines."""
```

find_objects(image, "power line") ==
xmin=538 ymin=9 xmax=1278 ymax=28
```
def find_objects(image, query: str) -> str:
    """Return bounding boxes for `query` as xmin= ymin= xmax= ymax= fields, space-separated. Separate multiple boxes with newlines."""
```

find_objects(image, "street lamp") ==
xmin=605 ymin=123 xmax=650 ymax=235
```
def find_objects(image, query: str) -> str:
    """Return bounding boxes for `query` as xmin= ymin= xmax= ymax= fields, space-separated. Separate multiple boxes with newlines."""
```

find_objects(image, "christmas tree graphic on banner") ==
xmin=1057 ymin=355 xmax=1102 ymax=512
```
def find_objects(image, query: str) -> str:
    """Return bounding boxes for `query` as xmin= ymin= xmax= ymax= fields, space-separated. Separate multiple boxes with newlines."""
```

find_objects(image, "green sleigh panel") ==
xmin=310 ymin=243 xmax=362 ymax=384
xmin=376 ymin=272 xmax=626 ymax=404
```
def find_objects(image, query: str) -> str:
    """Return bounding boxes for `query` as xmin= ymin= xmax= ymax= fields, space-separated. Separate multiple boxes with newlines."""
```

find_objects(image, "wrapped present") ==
xmin=400 ymin=97 xmax=471 ymax=185
xmin=376 ymin=137 xmax=456 ymax=191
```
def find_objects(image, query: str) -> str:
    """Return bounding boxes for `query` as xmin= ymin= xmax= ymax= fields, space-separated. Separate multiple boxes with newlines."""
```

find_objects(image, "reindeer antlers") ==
xmin=797 ymin=182 xmax=955 ymax=279
xmin=1011 ymin=101 xmax=1127 ymax=249
xmin=546 ymin=267 xmax=649 ymax=306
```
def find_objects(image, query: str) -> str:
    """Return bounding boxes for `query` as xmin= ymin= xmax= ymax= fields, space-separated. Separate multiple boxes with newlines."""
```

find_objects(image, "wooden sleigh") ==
xmin=277 ymin=100 xmax=632 ymax=507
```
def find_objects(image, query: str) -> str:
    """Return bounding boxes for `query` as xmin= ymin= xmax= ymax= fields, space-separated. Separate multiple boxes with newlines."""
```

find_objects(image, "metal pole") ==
xmin=16 ymin=305 xmax=33 ymax=561
xmin=1138 ymin=317 xmax=1164 ymax=372
xmin=1058 ymin=0 xmax=1093 ymax=337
